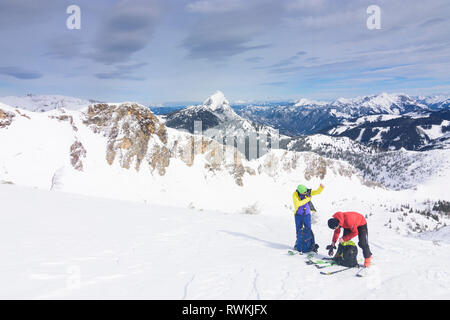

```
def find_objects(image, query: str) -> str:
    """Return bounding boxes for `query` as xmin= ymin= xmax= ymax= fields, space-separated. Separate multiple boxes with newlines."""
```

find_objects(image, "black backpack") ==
xmin=333 ymin=241 xmax=358 ymax=267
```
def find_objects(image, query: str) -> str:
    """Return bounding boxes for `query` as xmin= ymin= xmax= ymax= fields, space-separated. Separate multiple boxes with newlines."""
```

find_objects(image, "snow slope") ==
xmin=1 ymin=183 xmax=449 ymax=299
xmin=283 ymin=133 xmax=450 ymax=191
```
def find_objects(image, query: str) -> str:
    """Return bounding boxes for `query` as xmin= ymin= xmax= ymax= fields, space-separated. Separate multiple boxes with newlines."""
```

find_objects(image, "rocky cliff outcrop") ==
xmin=49 ymin=114 xmax=78 ymax=131
xmin=78 ymin=103 xmax=374 ymax=188
xmin=257 ymin=150 xmax=367 ymax=183
xmin=165 ymin=133 xmax=256 ymax=186
xmin=70 ymin=140 xmax=87 ymax=171
xmin=83 ymin=103 xmax=168 ymax=171
xmin=0 ymin=109 xmax=15 ymax=128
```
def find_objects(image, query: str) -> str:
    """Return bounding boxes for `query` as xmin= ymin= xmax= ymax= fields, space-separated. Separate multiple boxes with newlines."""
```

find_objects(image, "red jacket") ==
xmin=332 ymin=211 xmax=367 ymax=243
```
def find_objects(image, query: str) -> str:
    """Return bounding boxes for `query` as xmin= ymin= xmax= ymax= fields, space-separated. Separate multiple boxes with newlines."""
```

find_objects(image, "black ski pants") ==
xmin=343 ymin=224 xmax=372 ymax=259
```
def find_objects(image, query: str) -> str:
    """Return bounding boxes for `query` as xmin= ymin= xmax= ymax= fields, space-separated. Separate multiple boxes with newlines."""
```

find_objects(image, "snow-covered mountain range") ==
xmin=0 ymin=98 xmax=379 ymax=212
xmin=5 ymin=92 xmax=447 ymax=154
xmin=0 ymin=94 xmax=98 ymax=112
xmin=323 ymin=110 xmax=450 ymax=151
xmin=236 ymin=93 xmax=435 ymax=137
xmin=417 ymin=95 xmax=450 ymax=110
xmin=1 ymin=96 xmax=449 ymax=210
xmin=2 ymin=91 xmax=449 ymax=193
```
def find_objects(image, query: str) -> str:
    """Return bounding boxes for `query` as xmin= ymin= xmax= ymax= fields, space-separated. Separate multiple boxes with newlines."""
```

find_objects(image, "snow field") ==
xmin=1 ymin=184 xmax=449 ymax=299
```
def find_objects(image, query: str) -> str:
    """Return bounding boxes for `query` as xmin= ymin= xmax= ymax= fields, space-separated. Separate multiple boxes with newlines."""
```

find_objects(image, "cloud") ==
xmin=46 ymin=34 xmax=85 ymax=59
xmin=269 ymin=55 xmax=301 ymax=68
xmin=94 ymin=62 xmax=148 ymax=80
xmin=286 ymin=0 xmax=328 ymax=11
xmin=260 ymin=81 xmax=288 ymax=86
xmin=1 ymin=0 xmax=450 ymax=101
xmin=91 ymin=0 xmax=162 ymax=64
xmin=254 ymin=51 xmax=308 ymax=71
xmin=42 ymin=1 xmax=163 ymax=65
xmin=245 ymin=57 xmax=263 ymax=63
xmin=268 ymin=58 xmax=366 ymax=76
xmin=419 ymin=18 xmax=447 ymax=28
xmin=0 ymin=0 xmax=55 ymax=29
xmin=182 ymin=35 xmax=271 ymax=60
xmin=0 ymin=67 xmax=42 ymax=79
xmin=182 ymin=0 xmax=283 ymax=60
xmin=186 ymin=0 xmax=244 ymax=13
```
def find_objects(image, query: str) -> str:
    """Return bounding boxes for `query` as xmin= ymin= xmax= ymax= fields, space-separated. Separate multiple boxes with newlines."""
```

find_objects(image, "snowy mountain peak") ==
xmin=417 ymin=95 xmax=450 ymax=109
xmin=335 ymin=97 xmax=352 ymax=104
xmin=202 ymin=91 xmax=232 ymax=112
xmin=294 ymin=98 xmax=327 ymax=107
xmin=329 ymin=93 xmax=428 ymax=114
xmin=369 ymin=92 xmax=408 ymax=107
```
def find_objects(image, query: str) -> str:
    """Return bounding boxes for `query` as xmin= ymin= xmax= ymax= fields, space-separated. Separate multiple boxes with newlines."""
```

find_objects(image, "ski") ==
xmin=320 ymin=266 xmax=354 ymax=275
xmin=310 ymin=257 xmax=334 ymax=262
xmin=305 ymin=259 xmax=334 ymax=265
xmin=306 ymin=261 xmax=337 ymax=269
xmin=287 ymin=250 xmax=303 ymax=255
xmin=356 ymin=267 xmax=368 ymax=277
xmin=302 ymin=253 xmax=337 ymax=269
xmin=287 ymin=249 xmax=315 ymax=256
xmin=320 ymin=264 xmax=363 ymax=276
xmin=306 ymin=257 xmax=335 ymax=266
xmin=289 ymin=250 xmax=341 ymax=270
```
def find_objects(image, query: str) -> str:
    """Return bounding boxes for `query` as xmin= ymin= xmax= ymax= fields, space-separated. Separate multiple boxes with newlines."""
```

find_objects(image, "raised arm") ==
xmin=311 ymin=184 xmax=324 ymax=196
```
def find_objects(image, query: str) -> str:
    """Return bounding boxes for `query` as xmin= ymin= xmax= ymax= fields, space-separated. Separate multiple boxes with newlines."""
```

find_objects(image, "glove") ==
xmin=326 ymin=244 xmax=336 ymax=256
xmin=327 ymin=247 xmax=334 ymax=257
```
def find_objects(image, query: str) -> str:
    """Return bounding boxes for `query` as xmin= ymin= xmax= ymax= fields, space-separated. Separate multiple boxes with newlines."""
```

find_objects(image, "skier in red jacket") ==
xmin=327 ymin=211 xmax=373 ymax=267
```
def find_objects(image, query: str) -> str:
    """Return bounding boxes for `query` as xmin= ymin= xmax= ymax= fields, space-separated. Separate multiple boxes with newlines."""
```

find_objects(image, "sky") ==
xmin=0 ymin=0 xmax=450 ymax=104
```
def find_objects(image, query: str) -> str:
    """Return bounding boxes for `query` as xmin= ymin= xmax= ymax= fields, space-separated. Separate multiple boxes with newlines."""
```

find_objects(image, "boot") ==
xmin=364 ymin=256 xmax=372 ymax=268
xmin=312 ymin=244 xmax=319 ymax=253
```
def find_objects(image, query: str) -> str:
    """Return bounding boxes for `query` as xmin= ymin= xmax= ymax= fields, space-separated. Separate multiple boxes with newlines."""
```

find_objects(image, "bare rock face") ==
xmin=259 ymin=152 xmax=281 ymax=177
xmin=83 ymin=103 xmax=168 ymax=171
xmin=70 ymin=141 xmax=87 ymax=171
xmin=166 ymin=134 xmax=252 ymax=186
xmin=49 ymin=114 xmax=78 ymax=131
xmin=304 ymin=155 xmax=328 ymax=180
xmin=14 ymin=109 xmax=31 ymax=119
xmin=79 ymin=102 xmax=256 ymax=185
xmin=149 ymin=144 xmax=171 ymax=175
xmin=229 ymin=150 xmax=246 ymax=186
xmin=0 ymin=109 xmax=15 ymax=128
xmin=256 ymin=150 xmax=371 ymax=186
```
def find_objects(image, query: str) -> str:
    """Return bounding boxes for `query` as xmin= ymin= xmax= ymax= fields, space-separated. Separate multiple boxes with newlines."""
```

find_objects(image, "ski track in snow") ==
xmin=182 ymin=274 xmax=196 ymax=300
xmin=279 ymin=271 xmax=290 ymax=298
xmin=0 ymin=184 xmax=449 ymax=299
xmin=250 ymin=269 xmax=260 ymax=300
